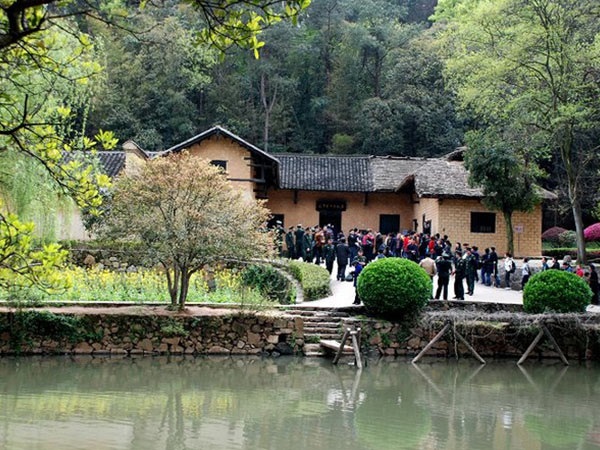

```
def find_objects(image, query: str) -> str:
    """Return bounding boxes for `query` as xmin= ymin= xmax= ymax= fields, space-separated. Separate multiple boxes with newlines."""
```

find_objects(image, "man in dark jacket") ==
xmin=285 ymin=227 xmax=295 ymax=259
xmin=294 ymin=225 xmax=304 ymax=260
xmin=335 ymin=238 xmax=350 ymax=281
xmin=453 ymin=251 xmax=466 ymax=300
xmin=435 ymin=252 xmax=453 ymax=300
xmin=323 ymin=238 xmax=336 ymax=274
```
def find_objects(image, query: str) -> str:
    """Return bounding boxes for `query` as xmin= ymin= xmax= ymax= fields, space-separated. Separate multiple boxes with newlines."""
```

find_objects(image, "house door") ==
xmin=319 ymin=210 xmax=342 ymax=236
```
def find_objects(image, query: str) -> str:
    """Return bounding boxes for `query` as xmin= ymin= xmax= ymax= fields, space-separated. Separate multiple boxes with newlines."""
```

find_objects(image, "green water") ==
xmin=0 ymin=356 xmax=599 ymax=450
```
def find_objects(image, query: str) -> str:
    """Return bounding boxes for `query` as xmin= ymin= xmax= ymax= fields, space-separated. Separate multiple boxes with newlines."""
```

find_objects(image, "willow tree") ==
xmin=0 ymin=0 xmax=309 ymax=289
xmin=434 ymin=0 xmax=600 ymax=263
xmin=102 ymin=153 xmax=273 ymax=308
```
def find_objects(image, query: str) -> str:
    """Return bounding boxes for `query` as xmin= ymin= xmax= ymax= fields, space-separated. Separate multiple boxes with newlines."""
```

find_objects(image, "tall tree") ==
xmin=434 ymin=0 xmax=600 ymax=262
xmin=464 ymin=131 xmax=540 ymax=255
xmin=102 ymin=153 xmax=273 ymax=308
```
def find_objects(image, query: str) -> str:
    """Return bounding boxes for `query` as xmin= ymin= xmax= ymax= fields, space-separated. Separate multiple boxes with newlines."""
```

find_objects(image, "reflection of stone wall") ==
xmin=0 ymin=312 xmax=303 ymax=357
xmin=353 ymin=314 xmax=600 ymax=360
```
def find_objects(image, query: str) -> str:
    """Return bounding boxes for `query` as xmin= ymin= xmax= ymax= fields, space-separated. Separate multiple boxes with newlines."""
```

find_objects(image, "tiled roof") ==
xmin=158 ymin=126 xmax=279 ymax=165
xmin=96 ymin=152 xmax=126 ymax=178
xmin=413 ymin=159 xmax=484 ymax=198
xmin=370 ymin=156 xmax=428 ymax=191
xmin=277 ymin=154 xmax=372 ymax=192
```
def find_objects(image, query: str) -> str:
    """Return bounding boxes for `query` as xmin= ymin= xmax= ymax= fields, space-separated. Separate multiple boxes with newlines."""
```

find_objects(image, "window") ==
xmin=379 ymin=214 xmax=400 ymax=235
xmin=470 ymin=212 xmax=496 ymax=233
xmin=210 ymin=160 xmax=227 ymax=171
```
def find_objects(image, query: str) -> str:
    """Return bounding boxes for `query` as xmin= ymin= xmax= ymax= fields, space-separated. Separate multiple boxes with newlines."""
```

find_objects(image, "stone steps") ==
xmin=293 ymin=308 xmax=353 ymax=357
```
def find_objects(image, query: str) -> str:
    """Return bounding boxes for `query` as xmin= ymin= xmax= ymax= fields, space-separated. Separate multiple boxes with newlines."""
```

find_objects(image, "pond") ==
xmin=0 ymin=356 xmax=599 ymax=450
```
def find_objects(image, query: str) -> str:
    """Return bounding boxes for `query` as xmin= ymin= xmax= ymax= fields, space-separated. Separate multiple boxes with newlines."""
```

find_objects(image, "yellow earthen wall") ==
xmin=265 ymin=190 xmax=414 ymax=232
xmin=186 ymin=135 xmax=255 ymax=200
xmin=436 ymin=198 xmax=542 ymax=257
xmin=412 ymin=197 xmax=440 ymax=234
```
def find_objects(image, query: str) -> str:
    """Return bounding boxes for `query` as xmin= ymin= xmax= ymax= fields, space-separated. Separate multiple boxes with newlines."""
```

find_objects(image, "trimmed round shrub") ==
xmin=541 ymin=226 xmax=568 ymax=243
xmin=523 ymin=270 xmax=592 ymax=313
xmin=357 ymin=258 xmax=431 ymax=318
xmin=584 ymin=222 xmax=600 ymax=242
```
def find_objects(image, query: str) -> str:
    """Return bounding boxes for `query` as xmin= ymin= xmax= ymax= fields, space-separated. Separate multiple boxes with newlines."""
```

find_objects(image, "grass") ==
xmin=0 ymin=266 xmax=272 ymax=307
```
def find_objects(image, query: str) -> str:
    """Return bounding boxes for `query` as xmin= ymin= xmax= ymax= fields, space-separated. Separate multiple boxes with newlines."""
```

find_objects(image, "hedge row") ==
xmin=287 ymin=261 xmax=331 ymax=301
xmin=542 ymin=248 xmax=600 ymax=261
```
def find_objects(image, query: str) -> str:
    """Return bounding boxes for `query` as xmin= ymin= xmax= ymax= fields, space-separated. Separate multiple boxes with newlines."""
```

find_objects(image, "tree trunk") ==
xmin=572 ymin=199 xmax=586 ymax=264
xmin=165 ymin=264 xmax=180 ymax=306
xmin=503 ymin=211 xmax=514 ymax=256
xmin=178 ymin=269 xmax=190 ymax=309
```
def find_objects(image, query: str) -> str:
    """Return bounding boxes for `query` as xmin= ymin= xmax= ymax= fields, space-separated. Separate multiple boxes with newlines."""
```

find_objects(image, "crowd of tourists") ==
xmin=277 ymin=223 xmax=599 ymax=305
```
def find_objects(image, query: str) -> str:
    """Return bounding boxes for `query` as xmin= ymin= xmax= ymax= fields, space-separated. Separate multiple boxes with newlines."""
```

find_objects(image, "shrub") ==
xmin=241 ymin=264 xmax=294 ymax=304
xmin=558 ymin=230 xmax=576 ymax=247
xmin=523 ymin=270 xmax=591 ymax=313
xmin=541 ymin=226 xmax=568 ymax=243
xmin=584 ymin=223 xmax=600 ymax=242
xmin=542 ymin=248 xmax=600 ymax=261
xmin=357 ymin=258 xmax=431 ymax=318
xmin=288 ymin=261 xmax=331 ymax=301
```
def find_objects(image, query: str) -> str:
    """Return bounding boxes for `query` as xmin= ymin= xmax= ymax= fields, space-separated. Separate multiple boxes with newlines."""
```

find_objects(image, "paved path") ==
xmin=298 ymin=261 xmax=600 ymax=313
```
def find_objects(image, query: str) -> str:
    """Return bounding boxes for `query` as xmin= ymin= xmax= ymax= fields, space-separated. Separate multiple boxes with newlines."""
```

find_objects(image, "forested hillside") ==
xmin=88 ymin=0 xmax=462 ymax=156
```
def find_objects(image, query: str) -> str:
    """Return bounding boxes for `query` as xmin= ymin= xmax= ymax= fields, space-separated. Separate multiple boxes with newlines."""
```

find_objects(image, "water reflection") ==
xmin=0 ymin=356 xmax=598 ymax=449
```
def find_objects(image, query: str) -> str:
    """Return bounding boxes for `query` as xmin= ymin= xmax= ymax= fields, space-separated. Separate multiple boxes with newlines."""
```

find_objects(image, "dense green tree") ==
xmin=434 ymin=0 xmax=600 ymax=262
xmin=464 ymin=131 xmax=540 ymax=255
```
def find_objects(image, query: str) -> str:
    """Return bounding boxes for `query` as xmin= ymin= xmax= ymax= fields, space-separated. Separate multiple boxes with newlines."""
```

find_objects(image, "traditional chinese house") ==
xmin=68 ymin=126 xmax=550 ymax=256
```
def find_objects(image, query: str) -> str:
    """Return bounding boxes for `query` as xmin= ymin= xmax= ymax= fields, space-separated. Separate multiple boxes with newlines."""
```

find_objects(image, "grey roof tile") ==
xmin=277 ymin=154 xmax=372 ymax=192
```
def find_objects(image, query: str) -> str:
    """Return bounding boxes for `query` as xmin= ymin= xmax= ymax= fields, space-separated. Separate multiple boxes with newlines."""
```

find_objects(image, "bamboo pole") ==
xmin=517 ymin=329 xmax=544 ymax=365
xmin=541 ymin=324 xmax=569 ymax=366
xmin=351 ymin=332 xmax=363 ymax=369
xmin=333 ymin=328 xmax=351 ymax=365
xmin=454 ymin=330 xmax=486 ymax=364
xmin=412 ymin=323 xmax=451 ymax=364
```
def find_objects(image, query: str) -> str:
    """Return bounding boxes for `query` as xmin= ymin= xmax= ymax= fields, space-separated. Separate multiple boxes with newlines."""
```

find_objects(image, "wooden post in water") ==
xmin=517 ymin=323 xmax=569 ymax=366
xmin=412 ymin=320 xmax=486 ymax=365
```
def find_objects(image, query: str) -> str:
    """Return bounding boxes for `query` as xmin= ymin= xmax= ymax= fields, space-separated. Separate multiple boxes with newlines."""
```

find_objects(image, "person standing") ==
xmin=435 ymin=252 xmax=453 ymax=300
xmin=313 ymin=227 xmax=325 ymax=265
xmin=348 ymin=229 xmax=359 ymax=265
xmin=302 ymin=227 xmax=313 ymax=262
xmin=504 ymin=253 xmax=515 ymax=290
xmin=352 ymin=257 xmax=366 ymax=305
xmin=453 ymin=250 xmax=466 ymax=300
xmin=335 ymin=237 xmax=350 ymax=281
xmin=323 ymin=238 xmax=336 ymax=274
xmin=285 ymin=227 xmax=296 ymax=259
xmin=481 ymin=248 xmax=493 ymax=286
xmin=490 ymin=246 xmax=500 ymax=287
xmin=362 ymin=229 xmax=375 ymax=262
xmin=521 ymin=257 xmax=531 ymax=291
xmin=465 ymin=248 xmax=477 ymax=296
xmin=541 ymin=256 xmax=550 ymax=271
xmin=419 ymin=253 xmax=437 ymax=297
xmin=294 ymin=225 xmax=304 ymax=261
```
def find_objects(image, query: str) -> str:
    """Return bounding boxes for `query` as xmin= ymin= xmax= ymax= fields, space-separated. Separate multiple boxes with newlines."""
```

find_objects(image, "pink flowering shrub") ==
xmin=584 ymin=223 xmax=600 ymax=242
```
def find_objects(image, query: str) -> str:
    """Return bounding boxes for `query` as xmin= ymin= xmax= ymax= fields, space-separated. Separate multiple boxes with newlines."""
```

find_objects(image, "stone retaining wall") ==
xmin=351 ymin=314 xmax=600 ymax=361
xmin=0 ymin=312 xmax=302 ymax=356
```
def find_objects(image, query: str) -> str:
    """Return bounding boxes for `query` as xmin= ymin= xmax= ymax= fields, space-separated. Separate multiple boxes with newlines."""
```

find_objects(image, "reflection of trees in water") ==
xmin=0 ymin=356 xmax=599 ymax=449
xmin=410 ymin=360 xmax=600 ymax=449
